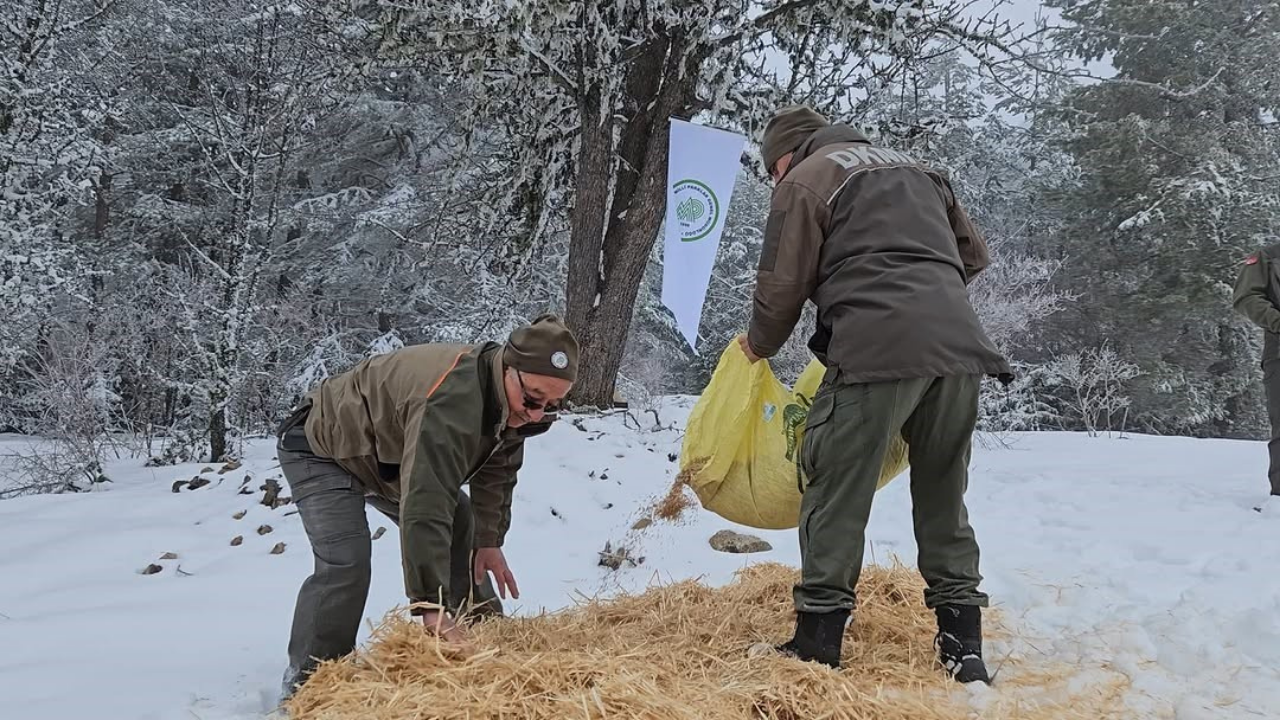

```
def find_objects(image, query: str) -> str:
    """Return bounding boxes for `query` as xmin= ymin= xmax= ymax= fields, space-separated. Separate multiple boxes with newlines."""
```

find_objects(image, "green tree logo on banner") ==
xmin=671 ymin=179 xmax=720 ymax=242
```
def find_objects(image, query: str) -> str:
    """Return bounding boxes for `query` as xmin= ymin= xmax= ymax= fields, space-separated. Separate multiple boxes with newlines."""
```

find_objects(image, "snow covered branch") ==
xmin=1046 ymin=345 xmax=1141 ymax=438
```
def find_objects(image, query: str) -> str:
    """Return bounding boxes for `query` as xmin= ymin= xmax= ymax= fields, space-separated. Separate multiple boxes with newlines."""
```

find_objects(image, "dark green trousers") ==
xmin=794 ymin=374 xmax=988 ymax=614
xmin=1264 ymin=359 xmax=1280 ymax=496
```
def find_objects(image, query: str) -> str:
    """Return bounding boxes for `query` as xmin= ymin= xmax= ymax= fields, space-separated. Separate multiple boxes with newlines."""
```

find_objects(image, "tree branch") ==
xmin=520 ymin=37 xmax=579 ymax=97
xmin=988 ymin=51 xmax=1226 ymax=103
xmin=183 ymin=240 xmax=233 ymax=282
xmin=714 ymin=0 xmax=824 ymax=47
xmin=58 ymin=0 xmax=124 ymax=36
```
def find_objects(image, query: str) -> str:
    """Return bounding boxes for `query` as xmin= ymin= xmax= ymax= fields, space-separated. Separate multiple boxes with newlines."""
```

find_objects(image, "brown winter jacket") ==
xmin=298 ymin=341 xmax=543 ymax=611
xmin=747 ymin=124 xmax=1013 ymax=384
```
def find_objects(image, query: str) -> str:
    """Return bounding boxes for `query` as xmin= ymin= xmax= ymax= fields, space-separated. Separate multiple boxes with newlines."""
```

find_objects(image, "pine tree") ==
xmin=1045 ymin=0 xmax=1280 ymax=436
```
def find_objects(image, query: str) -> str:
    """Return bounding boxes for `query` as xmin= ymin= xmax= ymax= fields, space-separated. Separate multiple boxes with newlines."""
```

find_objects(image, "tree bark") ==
xmin=208 ymin=394 xmax=227 ymax=462
xmin=566 ymin=37 xmax=705 ymax=408
xmin=93 ymin=171 xmax=111 ymax=239
xmin=605 ymin=38 xmax=670 ymax=243
xmin=564 ymin=86 xmax=614 ymax=340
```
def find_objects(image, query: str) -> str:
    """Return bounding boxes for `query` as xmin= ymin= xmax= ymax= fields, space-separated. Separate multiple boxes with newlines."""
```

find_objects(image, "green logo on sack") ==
xmin=784 ymin=394 xmax=814 ymax=493
xmin=671 ymin=179 xmax=720 ymax=242
xmin=782 ymin=396 xmax=812 ymax=462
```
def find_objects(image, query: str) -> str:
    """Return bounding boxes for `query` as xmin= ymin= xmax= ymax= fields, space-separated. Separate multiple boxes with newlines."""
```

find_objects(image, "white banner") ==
xmin=662 ymin=118 xmax=747 ymax=351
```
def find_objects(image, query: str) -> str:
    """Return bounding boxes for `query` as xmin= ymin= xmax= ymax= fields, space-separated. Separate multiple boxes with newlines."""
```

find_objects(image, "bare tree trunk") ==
xmin=208 ymin=398 xmax=227 ymax=462
xmin=563 ymin=90 xmax=612 ymax=342
xmin=93 ymin=171 xmax=112 ymax=239
xmin=566 ymin=36 xmax=703 ymax=408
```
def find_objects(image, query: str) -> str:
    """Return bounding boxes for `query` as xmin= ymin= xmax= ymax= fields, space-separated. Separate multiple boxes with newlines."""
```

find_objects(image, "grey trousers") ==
xmin=277 ymin=440 xmax=502 ymax=697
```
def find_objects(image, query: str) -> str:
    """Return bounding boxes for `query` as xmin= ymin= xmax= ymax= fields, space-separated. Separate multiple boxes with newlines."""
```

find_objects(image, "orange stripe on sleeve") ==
xmin=426 ymin=352 xmax=466 ymax=399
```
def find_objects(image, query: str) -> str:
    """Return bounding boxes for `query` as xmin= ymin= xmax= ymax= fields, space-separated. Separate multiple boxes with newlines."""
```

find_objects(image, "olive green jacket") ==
xmin=1232 ymin=243 xmax=1280 ymax=362
xmin=301 ymin=342 xmax=546 ymax=611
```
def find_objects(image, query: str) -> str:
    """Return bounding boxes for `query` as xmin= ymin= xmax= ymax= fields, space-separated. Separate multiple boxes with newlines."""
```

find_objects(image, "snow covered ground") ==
xmin=2 ymin=397 xmax=1280 ymax=719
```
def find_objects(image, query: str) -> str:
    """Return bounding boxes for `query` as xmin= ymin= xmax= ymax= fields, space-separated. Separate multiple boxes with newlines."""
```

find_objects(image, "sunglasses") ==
xmin=515 ymin=370 xmax=561 ymax=413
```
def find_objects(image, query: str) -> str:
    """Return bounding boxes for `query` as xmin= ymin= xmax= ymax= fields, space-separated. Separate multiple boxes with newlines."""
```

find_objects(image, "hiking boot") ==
xmin=279 ymin=664 xmax=306 ymax=703
xmin=770 ymin=609 xmax=850 ymax=669
xmin=934 ymin=604 xmax=990 ymax=684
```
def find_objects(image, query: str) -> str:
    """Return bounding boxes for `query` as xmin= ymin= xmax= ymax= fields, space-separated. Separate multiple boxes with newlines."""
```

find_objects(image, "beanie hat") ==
xmin=503 ymin=314 xmax=580 ymax=381
xmin=761 ymin=105 xmax=830 ymax=172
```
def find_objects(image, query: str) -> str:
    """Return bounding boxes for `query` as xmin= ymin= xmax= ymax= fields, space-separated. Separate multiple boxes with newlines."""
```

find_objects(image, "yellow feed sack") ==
xmin=679 ymin=340 xmax=909 ymax=530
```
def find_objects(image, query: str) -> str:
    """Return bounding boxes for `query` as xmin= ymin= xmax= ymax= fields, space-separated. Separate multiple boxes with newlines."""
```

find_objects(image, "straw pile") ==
xmin=285 ymin=562 xmax=1130 ymax=720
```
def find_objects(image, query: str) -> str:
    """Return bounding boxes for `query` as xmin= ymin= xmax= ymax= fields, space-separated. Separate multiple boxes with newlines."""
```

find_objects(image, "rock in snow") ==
xmin=708 ymin=530 xmax=772 ymax=554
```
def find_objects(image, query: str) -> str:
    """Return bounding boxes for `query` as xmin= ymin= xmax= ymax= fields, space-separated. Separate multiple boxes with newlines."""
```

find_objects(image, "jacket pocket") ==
xmin=759 ymin=209 xmax=788 ymax=273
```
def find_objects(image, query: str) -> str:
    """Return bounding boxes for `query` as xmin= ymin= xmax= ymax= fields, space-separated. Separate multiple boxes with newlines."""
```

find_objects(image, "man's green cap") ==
xmin=503 ymin=314 xmax=579 ymax=381
xmin=761 ymin=105 xmax=830 ymax=172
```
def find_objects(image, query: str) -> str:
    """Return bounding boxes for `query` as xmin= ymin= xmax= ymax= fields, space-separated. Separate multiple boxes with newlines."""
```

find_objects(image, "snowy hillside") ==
xmin=2 ymin=397 xmax=1280 ymax=720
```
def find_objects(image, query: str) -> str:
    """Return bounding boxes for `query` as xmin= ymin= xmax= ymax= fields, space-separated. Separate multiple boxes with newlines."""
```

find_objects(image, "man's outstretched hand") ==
xmin=420 ymin=608 xmax=469 ymax=645
xmin=474 ymin=547 xmax=520 ymax=600
xmin=738 ymin=334 xmax=762 ymax=364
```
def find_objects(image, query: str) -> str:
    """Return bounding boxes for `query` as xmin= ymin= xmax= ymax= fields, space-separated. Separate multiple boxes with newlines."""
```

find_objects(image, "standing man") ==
xmin=275 ymin=314 xmax=578 ymax=698
xmin=740 ymin=106 xmax=1012 ymax=683
xmin=1231 ymin=245 xmax=1280 ymax=515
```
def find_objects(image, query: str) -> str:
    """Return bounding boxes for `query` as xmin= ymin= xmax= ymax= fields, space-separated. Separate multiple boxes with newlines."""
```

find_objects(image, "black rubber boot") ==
xmin=775 ymin=609 xmax=850 ymax=669
xmin=934 ymin=605 xmax=991 ymax=684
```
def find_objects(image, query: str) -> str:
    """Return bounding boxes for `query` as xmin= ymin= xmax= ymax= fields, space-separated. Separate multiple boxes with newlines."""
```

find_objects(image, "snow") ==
xmin=3 ymin=400 xmax=1280 ymax=719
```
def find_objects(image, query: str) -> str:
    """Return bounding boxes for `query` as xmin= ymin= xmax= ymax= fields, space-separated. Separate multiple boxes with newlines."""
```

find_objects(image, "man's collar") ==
xmin=789 ymin=124 xmax=872 ymax=170
xmin=485 ymin=343 xmax=511 ymax=435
